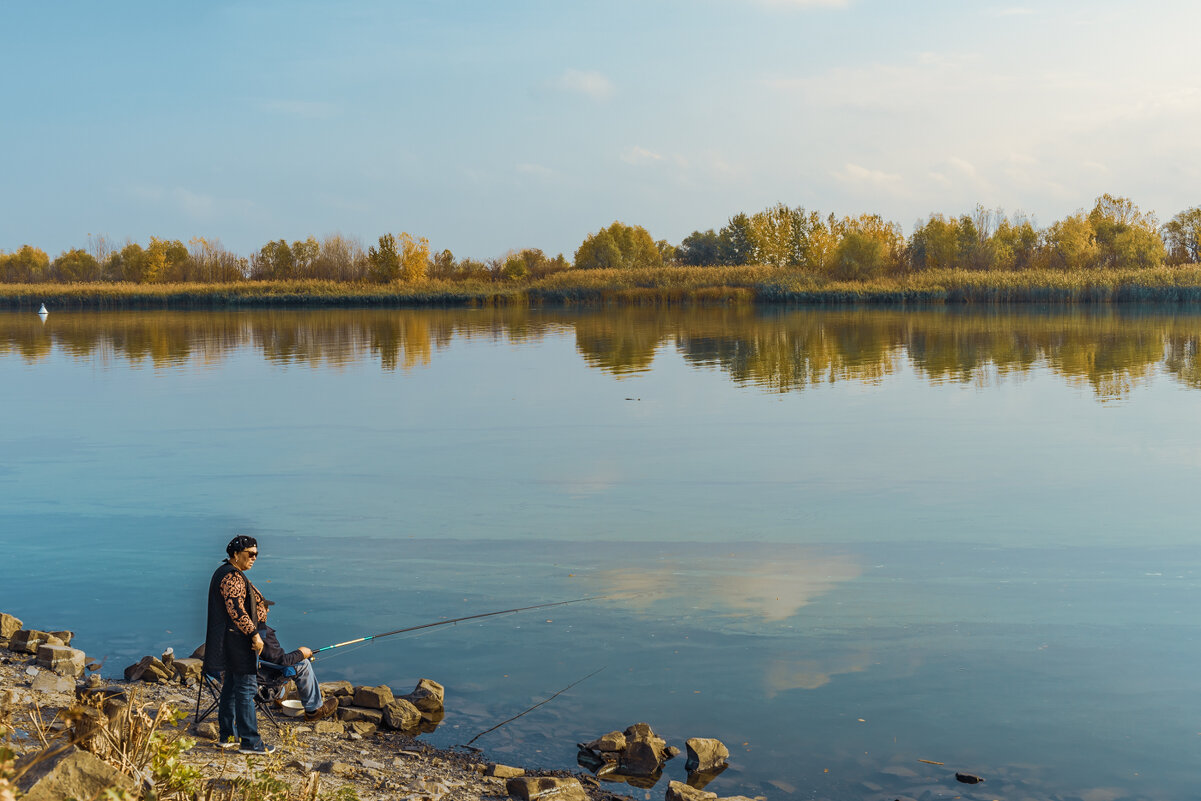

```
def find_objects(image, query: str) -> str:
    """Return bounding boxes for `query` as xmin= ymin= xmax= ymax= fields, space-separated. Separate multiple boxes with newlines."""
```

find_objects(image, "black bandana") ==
xmin=226 ymin=534 xmax=258 ymax=558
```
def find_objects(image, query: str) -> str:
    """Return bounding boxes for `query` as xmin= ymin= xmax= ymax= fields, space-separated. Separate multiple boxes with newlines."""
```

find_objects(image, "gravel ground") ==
xmin=0 ymin=645 xmax=626 ymax=801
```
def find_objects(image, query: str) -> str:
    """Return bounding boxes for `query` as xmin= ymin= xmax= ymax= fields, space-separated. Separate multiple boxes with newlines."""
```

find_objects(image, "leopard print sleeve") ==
xmin=219 ymin=571 xmax=257 ymax=635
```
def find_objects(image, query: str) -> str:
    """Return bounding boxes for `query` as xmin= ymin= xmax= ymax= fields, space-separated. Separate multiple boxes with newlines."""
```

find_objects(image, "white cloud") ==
xmin=834 ymin=163 xmax=906 ymax=195
xmin=761 ymin=46 xmax=1201 ymax=222
xmin=620 ymin=146 xmax=664 ymax=165
xmin=553 ymin=69 xmax=615 ymax=100
xmin=516 ymin=162 xmax=556 ymax=179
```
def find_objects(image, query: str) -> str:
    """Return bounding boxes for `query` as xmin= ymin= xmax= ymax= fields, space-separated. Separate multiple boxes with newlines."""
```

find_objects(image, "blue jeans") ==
xmin=292 ymin=660 xmax=322 ymax=712
xmin=218 ymin=672 xmax=261 ymax=749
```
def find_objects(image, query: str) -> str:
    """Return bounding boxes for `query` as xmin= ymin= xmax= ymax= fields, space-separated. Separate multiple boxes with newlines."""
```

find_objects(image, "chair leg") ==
xmin=195 ymin=677 xmax=221 ymax=726
xmin=257 ymin=700 xmax=283 ymax=733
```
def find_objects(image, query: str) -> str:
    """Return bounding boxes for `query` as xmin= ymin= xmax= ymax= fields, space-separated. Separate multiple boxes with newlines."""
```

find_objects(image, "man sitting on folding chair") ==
xmin=258 ymin=607 xmax=338 ymax=723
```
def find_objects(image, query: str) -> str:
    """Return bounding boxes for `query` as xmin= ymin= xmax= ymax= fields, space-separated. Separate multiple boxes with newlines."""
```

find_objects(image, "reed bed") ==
xmin=760 ymin=265 xmax=1201 ymax=304
xmin=0 ymin=280 xmax=523 ymax=310
xmin=3 ymin=264 xmax=1201 ymax=309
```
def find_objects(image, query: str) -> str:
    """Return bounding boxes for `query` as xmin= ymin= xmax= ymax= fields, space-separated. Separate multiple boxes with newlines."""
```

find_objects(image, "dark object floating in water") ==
xmin=955 ymin=772 xmax=984 ymax=784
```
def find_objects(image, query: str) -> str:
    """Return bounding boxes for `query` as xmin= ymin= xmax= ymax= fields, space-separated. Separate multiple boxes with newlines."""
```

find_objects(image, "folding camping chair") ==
xmin=193 ymin=661 xmax=296 ymax=733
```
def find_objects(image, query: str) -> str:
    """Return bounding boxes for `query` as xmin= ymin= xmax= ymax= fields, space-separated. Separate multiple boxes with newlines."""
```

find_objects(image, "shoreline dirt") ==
xmin=0 ymin=644 xmax=638 ymax=801
xmin=1 ymin=625 xmax=753 ymax=801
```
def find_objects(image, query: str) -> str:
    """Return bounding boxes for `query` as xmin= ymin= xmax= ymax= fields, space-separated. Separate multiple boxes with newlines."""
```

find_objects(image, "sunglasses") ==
xmin=244 ymin=551 xmax=258 ymax=559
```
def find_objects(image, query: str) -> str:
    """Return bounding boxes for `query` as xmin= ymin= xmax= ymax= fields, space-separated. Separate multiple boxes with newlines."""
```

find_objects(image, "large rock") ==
xmin=0 ymin=612 xmax=22 ymax=639
xmin=487 ymin=764 xmax=525 ymax=778
xmin=9 ymin=629 xmax=50 ymax=654
xmin=337 ymin=706 xmax=384 ymax=724
xmin=124 ymin=655 xmax=171 ymax=683
xmin=353 ymin=684 xmax=394 ymax=709
xmin=625 ymin=722 xmax=654 ymax=738
xmin=348 ymin=720 xmax=377 ymax=737
xmin=317 ymin=761 xmax=356 ymax=777
xmin=194 ymin=721 xmax=220 ymax=741
xmin=319 ymin=680 xmax=353 ymax=697
xmin=506 ymin=777 xmax=588 ymax=801
xmin=313 ymin=719 xmax=345 ymax=736
xmin=619 ymin=722 xmax=668 ymax=775
xmin=382 ymin=698 xmax=422 ymax=730
xmin=403 ymin=678 xmax=445 ymax=714
xmin=50 ymin=630 xmax=74 ymax=645
xmin=36 ymin=644 xmax=87 ymax=677
xmin=31 ymin=671 xmax=75 ymax=694
xmin=666 ymin=781 xmax=718 ymax=801
xmin=684 ymin=738 xmax=729 ymax=773
xmin=172 ymin=657 xmax=203 ymax=684
xmin=622 ymin=739 xmax=666 ymax=775
xmin=582 ymin=730 xmax=626 ymax=752
xmin=16 ymin=745 xmax=135 ymax=801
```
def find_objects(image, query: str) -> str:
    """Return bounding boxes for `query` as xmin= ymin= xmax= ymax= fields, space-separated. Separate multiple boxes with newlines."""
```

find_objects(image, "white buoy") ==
xmin=38 ymin=303 xmax=48 ymax=316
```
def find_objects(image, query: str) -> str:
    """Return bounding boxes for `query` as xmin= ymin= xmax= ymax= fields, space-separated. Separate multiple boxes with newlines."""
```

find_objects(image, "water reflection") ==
xmin=5 ymin=305 xmax=1201 ymax=398
xmin=763 ymin=653 xmax=872 ymax=694
xmin=589 ymin=552 xmax=862 ymax=623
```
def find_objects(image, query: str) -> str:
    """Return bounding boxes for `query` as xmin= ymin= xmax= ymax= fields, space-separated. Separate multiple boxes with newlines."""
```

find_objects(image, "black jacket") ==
xmin=203 ymin=561 xmax=260 ymax=676
xmin=258 ymin=624 xmax=306 ymax=670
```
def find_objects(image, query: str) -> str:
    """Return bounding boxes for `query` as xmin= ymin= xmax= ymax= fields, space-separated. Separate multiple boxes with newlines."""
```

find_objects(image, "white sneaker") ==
xmin=217 ymin=738 xmax=239 ymax=750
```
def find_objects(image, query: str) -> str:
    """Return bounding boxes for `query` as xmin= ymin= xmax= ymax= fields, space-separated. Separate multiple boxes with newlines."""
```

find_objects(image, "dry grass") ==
xmin=3 ymin=263 xmax=1201 ymax=308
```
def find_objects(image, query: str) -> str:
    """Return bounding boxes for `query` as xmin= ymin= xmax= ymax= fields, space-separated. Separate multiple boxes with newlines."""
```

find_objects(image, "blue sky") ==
xmin=2 ymin=1 xmax=1199 ymax=260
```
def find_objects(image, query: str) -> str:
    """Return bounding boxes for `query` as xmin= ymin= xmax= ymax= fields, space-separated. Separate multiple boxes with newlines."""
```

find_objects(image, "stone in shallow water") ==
xmin=621 ymin=740 xmax=666 ymax=775
xmin=666 ymin=781 xmax=718 ymax=801
xmin=382 ymin=698 xmax=422 ymax=730
xmin=685 ymin=737 xmax=730 ymax=773
xmin=582 ymin=730 xmax=626 ymax=752
xmin=403 ymin=677 xmax=445 ymax=714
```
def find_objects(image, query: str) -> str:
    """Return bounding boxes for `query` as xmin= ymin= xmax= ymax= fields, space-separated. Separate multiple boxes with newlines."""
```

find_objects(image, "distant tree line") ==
xmin=2 ymin=196 xmax=1199 ymax=285
xmin=672 ymin=196 xmax=1201 ymax=278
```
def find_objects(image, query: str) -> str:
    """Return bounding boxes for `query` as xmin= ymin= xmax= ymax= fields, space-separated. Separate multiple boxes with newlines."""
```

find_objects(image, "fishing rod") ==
xmin=311 ymin=596 xmax=604 ymax=658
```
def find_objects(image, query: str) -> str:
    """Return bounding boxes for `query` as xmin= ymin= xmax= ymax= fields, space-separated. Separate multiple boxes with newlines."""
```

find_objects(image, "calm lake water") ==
xmin=3 ymin=305 xmax=1201 ymax=801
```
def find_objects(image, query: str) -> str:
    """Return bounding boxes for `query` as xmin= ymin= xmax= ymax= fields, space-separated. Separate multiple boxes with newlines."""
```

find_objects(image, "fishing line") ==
xmin=461 ymin=665 xmax=606 ymax=748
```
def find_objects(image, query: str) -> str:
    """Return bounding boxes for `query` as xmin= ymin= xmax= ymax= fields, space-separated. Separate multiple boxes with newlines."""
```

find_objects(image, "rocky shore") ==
xmin=0 ymin=612 xmax=757 ymax=801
